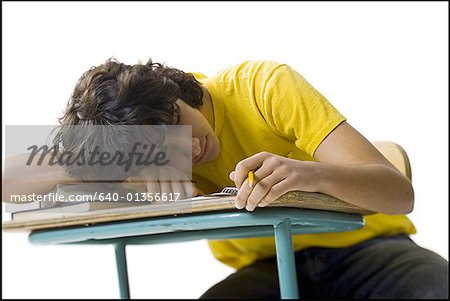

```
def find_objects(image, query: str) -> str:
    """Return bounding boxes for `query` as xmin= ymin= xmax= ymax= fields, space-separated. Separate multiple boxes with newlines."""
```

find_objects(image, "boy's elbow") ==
xmin=400 ymin=182 xmax=415 ymax=214
xmin=384 ymin=180 xmax=414 ymax=215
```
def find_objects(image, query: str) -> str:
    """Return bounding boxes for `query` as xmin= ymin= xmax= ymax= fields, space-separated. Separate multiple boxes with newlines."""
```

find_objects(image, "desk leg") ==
xmin=114 ymin=241 xmax=130 ymax=299
xmin=274 ymin=219 xmax=299 ymax=299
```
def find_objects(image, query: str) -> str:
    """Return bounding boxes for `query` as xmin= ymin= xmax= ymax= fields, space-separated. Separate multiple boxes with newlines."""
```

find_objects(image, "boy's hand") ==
xmin=129 ymin=166 xmax=198 ymax=201
xmin=230 ymin=152 xmax=320 ymax=211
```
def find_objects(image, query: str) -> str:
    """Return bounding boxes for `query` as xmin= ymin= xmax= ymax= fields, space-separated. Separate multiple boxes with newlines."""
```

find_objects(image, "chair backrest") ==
xmin=372 ymin=141 xmax=412 ymax=181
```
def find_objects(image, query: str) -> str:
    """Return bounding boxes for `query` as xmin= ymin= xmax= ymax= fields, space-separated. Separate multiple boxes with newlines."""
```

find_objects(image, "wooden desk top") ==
xmin=2 ymin=190 xmax=374 ymax=232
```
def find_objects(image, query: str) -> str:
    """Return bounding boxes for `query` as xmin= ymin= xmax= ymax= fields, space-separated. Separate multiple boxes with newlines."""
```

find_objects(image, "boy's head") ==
xmin=60 ymin=58 xmax=203 ymax=126
xmin=54 ymin=58 xmax=220 ymax=181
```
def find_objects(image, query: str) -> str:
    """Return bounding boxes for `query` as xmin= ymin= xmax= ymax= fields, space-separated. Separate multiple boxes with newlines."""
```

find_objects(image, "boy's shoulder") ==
xmin=211 ymin=59 xmax=289 ymax=83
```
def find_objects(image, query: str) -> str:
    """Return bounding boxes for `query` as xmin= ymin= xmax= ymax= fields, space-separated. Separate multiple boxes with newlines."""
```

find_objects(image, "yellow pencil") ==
xmin=248 ymin=170 xmax=254 ymax=188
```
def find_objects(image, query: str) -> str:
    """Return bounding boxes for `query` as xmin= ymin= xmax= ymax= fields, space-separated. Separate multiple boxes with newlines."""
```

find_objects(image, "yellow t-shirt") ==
xmin=191 ymin=60 xmax=416 ymax=270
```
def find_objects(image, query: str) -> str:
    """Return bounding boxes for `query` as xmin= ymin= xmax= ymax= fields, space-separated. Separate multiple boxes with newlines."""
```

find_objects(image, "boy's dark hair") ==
xmin=59 ymin=57 xmax=203 ymax=125
xmin=53 ymin=58 xmax=203 ymax=181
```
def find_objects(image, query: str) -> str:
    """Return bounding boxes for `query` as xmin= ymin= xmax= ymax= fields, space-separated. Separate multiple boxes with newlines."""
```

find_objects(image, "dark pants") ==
xmin=200 ymin=234 xmax=448 ymax=299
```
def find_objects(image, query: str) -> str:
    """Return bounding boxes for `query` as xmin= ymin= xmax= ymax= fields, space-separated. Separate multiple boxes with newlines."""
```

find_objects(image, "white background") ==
xmin=2 ymin=2 xmax=448 ymax=299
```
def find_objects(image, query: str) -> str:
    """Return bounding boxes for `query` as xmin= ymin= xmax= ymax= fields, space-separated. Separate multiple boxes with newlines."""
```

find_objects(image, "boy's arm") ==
xmin=231 ymin=121 xmax=414 ymax=214
xmin=3 ymin=154 xmax=199 ymax=203
xmin=312 ymin=121 xmax=414 ymax=214
xmin=2 ymin=153 xmax=77 ymax=203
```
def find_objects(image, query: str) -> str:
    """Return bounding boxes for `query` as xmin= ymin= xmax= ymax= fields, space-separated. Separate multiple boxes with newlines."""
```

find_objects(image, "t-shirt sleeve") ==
xmin=255 ymin=63 xmax=346 ymax=157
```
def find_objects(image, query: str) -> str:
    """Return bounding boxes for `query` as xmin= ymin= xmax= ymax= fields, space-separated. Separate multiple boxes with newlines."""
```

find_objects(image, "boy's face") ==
xmin=175 ymin=99 xmax=221 ymax=166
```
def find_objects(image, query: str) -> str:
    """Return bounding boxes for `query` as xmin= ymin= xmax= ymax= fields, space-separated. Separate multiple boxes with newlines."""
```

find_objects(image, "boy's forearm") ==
xmin=316 ymin=163 xmax=414 ymax=215
xmin=3 ymin=153 xmax=77 ymax=203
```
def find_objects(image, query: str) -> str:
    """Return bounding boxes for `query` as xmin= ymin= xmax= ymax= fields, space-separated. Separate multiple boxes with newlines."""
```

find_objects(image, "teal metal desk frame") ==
xmin=28 ymin=207 xmax=364 ymax=299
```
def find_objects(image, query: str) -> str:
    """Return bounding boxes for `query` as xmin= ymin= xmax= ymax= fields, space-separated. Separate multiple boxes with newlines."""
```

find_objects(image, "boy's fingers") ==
xmin=145 ymin=180 xmax=160 ymax=200
xmin=235 ymin=179 xmax=251 ymax=209
xmin=191 ymin=184 xmax=199 ymax=197
xmin=234 ymin=152 xmax=271 ymax=188
xmin=170 ymin=181 xmax=186 ymax=200
xmin=159 ymin=181 xmax=172 ymax=201
xmin=245 ymin=173 xmax=281 ymax=211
